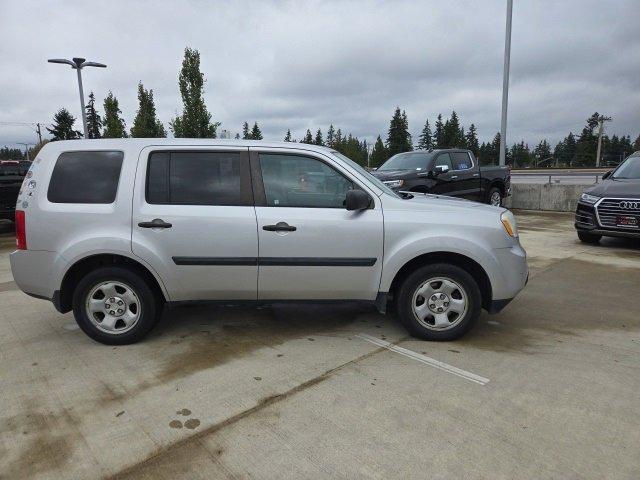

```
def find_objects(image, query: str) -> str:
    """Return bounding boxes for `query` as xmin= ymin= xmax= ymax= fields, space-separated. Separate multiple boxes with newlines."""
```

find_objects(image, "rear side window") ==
xmin=451 ymin=152 xmax=473 ymax=170
xmin=48 ymin=151 xmax=123 ymax=203
xmin=146 ymin=151 xmax=250 ymax=205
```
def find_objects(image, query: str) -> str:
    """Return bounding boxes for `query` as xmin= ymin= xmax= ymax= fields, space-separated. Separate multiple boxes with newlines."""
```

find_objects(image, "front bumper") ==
xmin=574 ymin=201 xmax=640 ymax=238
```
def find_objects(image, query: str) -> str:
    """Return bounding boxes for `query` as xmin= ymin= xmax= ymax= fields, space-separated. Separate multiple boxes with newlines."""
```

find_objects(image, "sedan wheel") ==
xmin=85 ymin=281 xmax=141 ymax=334
xmin=412 ymin=277 xmax=468 ymax=331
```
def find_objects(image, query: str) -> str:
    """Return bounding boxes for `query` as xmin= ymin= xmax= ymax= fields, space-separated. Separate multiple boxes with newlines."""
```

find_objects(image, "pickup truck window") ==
xmin=259 ymin=153 xmax=354 ymax=208
xmin=451 ymin=152 xmax=473 ymax=170
xmin=378 ymin=152 xmax=434 ymax=171
xmin=146 ymin=151 xmax=248 ymax=206
xmin=434 ymin=154 xmax=453 ymax=170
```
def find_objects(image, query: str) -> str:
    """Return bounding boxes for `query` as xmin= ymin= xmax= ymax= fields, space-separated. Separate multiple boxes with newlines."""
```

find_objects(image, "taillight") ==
xmin=15 ymin=210 xmax=26 ymax=250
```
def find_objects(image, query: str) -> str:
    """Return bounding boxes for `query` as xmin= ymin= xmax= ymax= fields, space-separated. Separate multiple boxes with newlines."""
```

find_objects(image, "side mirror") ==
xmin=602 ymin=170 xmax=612 ymax=180
xmin=345 ymin=189 xmax=372 ymax=211
xmin=432 ymin=165 xmax=449 ymax=176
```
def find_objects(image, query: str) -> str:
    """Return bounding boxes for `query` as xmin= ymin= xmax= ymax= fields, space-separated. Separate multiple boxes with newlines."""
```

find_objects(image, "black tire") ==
xmin=577 ymin=231 xmax=601 ymax=244
xmin=396 ymin=263 xmax=482 ymax=341
xmin=72 ymin=266 xmax=160 ymax=345
xmin=486 ymin=186 xmax=502 ymax=206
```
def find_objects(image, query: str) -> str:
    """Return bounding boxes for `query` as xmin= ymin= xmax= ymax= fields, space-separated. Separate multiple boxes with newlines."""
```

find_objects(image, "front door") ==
xmin=450 ymin=151 xmax=481 ymax=200
xmin=251 ymin=149 xmax=384 ymax=300
xmin=429 ymin=153 xmax=460 ymax=197
xmin=132 ymin=147 xmax=258 ymax=301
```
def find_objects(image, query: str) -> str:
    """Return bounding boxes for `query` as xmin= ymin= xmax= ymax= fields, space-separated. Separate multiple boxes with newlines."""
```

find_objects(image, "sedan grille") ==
xmin=596 ymin=198 xmax=640 ymax=228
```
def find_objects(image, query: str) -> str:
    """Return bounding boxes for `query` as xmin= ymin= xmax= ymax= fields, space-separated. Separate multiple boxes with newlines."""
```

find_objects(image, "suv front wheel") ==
xmin=396 ymin=263 xmax=481 ymax=341
xmin=72 ymin=266 xmax=160 ymax=345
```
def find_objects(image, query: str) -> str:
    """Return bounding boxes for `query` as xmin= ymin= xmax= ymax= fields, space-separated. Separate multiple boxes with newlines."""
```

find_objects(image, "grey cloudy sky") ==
xmin=1 ymin=0 xmax=639 ymax=150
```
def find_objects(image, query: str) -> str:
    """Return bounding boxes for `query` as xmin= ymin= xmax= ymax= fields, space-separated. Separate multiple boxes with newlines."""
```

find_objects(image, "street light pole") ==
xmin=48 ymin=57 xmax=107 ymax=138
xmin=499 ymin=0 xmax=513 ymax=167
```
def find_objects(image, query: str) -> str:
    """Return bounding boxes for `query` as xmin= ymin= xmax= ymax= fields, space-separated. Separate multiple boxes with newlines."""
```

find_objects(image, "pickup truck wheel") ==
xmin=72 ymin=266 xmax=160 ymax=345
xmin=396 ymin=263 xmax=481 ymax=341
xmin=487 ymin=187 xmax=502 ymax=207
xmin=577 ymin=231 xmax=601 ymax=244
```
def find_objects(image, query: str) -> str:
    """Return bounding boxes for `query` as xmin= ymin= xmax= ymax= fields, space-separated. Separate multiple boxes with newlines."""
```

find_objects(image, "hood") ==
xmin=584 ymin=178 xmax=640 ymax=198
xmin=371 ymin=169 xmax=420 ymax=181
xmin=392 ymin=192 xmax=501 ymax=214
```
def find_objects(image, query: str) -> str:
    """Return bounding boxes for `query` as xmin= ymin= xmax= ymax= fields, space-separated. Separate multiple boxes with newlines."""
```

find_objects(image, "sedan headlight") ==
xmin=501 ymin=210 xmax=519 ymax=237
xmin=383 ymin=179 xmax=404 ymax=189
xmin=580 ymin=193 xmax=600 ymax=205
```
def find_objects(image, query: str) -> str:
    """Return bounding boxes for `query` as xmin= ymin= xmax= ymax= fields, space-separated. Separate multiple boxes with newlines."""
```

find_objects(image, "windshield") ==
xmin=378 ymin=152 xmax=435 ymax=171
xmin=613 ymin=155 xmax=640 ymax=179
xmin=331 ymin=151 xmax=400 ymax=198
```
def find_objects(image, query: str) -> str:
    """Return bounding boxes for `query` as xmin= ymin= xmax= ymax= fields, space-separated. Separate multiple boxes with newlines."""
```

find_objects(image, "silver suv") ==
xmin=11 ymin=139 xmax=528 ymax=344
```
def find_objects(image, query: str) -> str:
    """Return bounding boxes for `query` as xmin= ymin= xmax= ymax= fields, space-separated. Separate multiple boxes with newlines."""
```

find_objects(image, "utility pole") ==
xmin=499 ymin=0 xmax=513 ymax=167
xmin=17 ymin=143 xmax=32 ymax=162
xmin=36 ymin=123 xmax=43 ymax=144
xmin=595 ymin=115 xmax=611 ymax=168
xmin=48 ymin=57 xmax=107 ymax=138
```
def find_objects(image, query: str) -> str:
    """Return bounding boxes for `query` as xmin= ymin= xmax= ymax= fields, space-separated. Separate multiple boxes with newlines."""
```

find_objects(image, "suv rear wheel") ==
xmin=396 ymin=263 xmax=481 ymax=341
xmin=72 ymin=266 xmax=160 ymax=345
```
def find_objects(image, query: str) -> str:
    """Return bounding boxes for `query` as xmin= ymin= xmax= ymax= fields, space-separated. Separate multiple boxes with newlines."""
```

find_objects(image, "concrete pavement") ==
xmin=1 ymin=212 xmax=639 ymax=479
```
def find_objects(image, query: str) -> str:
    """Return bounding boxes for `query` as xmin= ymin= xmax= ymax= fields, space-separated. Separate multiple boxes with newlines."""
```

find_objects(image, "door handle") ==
xmin=263 ymin=221 xmax=296 ymax=232
xmin=138 ymin=218 xmax=172 ymax=229
xmin=450 ymin=175 xmax=458 ymax=179
xmin=472 ymin=173 xmax=480 ymax=177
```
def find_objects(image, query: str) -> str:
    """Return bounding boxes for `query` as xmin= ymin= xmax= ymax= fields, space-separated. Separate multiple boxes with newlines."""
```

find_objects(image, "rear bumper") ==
xmin=10 ymin=250 xmax=57 ymax=299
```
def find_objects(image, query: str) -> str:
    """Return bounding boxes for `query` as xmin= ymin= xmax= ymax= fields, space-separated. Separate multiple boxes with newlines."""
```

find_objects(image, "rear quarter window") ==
xmin=47 ymin=151 xmax=124 ymax=203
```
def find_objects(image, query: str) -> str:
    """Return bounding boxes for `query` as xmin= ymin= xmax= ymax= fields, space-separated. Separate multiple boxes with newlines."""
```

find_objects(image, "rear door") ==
xmin=132 ymin=146 xmax=258 ymax=301
xmin=251 ymin=149 xmax=384 ymax=300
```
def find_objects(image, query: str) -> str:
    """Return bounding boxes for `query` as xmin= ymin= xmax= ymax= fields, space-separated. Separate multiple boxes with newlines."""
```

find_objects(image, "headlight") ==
xmin=580 ymin=193 xmax=600 ymax=205
xmin=501 ymin=210 xmax=518 ymax=237
xmin=383 ymin=179 xmax=404 ymax=189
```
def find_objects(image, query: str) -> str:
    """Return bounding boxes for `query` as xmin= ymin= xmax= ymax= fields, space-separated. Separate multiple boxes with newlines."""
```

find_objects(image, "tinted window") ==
xmin=0 ymin=163 xmax=20 ymax=176
xmin=451 ymin=152 xmax=472 ymax=170
xmin=434 ymin=153 xmax=453 ymax=170
xmin=147 ymin=151 xmax=246 ymax=205
xmin=48 ymin=151 xmax=123 ymax=203
xmin=259 ymin=154 xmax=354 ymax=208
xmin=378 ymin=152 xmax=433 ymax=171
xmin=613 ymin=156 xmax=640 ymax=179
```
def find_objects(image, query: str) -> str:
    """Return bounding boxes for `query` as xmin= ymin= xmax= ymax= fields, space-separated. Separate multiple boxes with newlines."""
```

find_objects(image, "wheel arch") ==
xmin=57 ymin=253 xmax=168 ymax=313
xmin=388 ymin=251 xmax=492 ymax=311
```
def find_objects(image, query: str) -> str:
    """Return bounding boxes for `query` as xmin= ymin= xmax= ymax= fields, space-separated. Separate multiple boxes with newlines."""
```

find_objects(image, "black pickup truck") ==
xmin=0 ymin=160 xmax=30 ymax=221
xmin=371 ymin=149 xmax=511 ymax=206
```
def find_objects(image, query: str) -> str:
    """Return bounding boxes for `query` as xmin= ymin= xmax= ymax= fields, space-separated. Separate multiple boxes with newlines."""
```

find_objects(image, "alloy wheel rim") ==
xmin=85 ymin=281 xmax=141 ymax=334
xmin=490 ymin=191 xmax=501 ymax=206
xmin=411 ymin=277 xmax=468 ymax=331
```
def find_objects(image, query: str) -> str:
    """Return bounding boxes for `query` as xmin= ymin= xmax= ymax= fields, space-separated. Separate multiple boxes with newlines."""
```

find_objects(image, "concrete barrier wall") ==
xmin=504 ymin=183 xmax=592 ymax=212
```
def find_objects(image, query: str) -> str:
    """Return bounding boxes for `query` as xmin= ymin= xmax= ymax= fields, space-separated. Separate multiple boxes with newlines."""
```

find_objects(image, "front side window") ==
xmin=451 ymin=152 xmax=473 ymax=170
xmin=48 ymin=151 xmax=123 ymax=203
xmin=259 ymin=154 xmax=354 ymax=208
xmin=147 ymin=151 xmax=248 ymax=205
xmin=613 ymin=155 xmax=640 ymax=179
xmin=434 ymin=153 xmax=453 ymax=170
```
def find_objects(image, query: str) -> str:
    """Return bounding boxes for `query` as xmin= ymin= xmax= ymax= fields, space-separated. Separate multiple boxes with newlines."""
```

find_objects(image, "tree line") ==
xmin=7 ymin=45 xmax=639 ymax=168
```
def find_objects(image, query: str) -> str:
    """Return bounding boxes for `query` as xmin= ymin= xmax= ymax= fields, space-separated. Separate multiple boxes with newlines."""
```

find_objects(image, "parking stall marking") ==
xmin=357 ymin=333 xmax=490 ymax=386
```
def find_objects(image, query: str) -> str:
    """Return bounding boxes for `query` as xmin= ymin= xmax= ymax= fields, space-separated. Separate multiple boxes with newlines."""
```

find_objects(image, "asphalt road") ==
xmin=1 ymin=211 xmax=639 ymax=479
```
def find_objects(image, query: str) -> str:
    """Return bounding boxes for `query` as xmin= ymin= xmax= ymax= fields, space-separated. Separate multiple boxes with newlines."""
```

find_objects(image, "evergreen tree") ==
xmin=234 ymin=133 xmax=240 ymax=139
xmin=326 ymin=124 xmax=335 ymax=148
xmin=284 ymin=129 xmax=292 ymax=142
xmin=250 ymin=122 xmax=263 ymax=140
xmin=334 ymin=128 xmax=344 ymax=151
xmin=0 ymin=147 xmax=25 ymax=159
xmin=130 ymin=82 xmax=166 ymax=138
xmin=170 ymin=47 xmax=219 ymax=138
xmin=85 ymin=92 xmax=102 ymax=139
xmin=369 ymin=135 xmax=388 ymax=168
xmin=417 ymin=120 xmax=433 ymax=150
xmin=242 ymin=122 xmax=250 ymax=139
xmin=533 ymin=139 xmax=552 ymax=166
xmin=102 ymin=92 xmax=127 ymax=138
xmin=301 ymin=129 xmax=314 ymax=144
xmin=442 ymin=111 xmax=463 ymax=148
xmin=386 ymin=107 xmax=412 ymax=156
xmin=634 ymin=134 xmax=640 ymax=152
xmin=465 ymin=123 xmax=479 ymax=157
xmin=434 ymin=114 xmax=444 ymax=148
xmin=314 ymin=128 xmax=324 ymax=146
xmin=46 ymin=108 xmax=82 ymax=140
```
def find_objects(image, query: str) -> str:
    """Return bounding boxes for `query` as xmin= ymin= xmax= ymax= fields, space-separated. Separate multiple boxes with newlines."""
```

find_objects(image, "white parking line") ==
xmin=357 ymin=333 xmax=490 ymax=385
